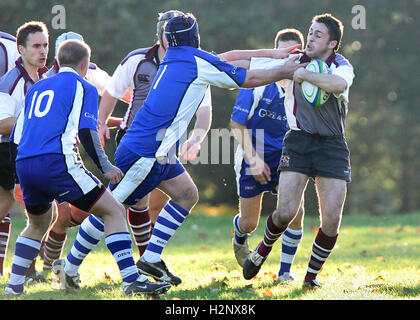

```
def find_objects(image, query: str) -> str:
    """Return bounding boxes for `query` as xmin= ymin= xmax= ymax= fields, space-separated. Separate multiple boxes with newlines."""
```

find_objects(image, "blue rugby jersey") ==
xmin=17 ymin=67 xmax=99 ymax=160
xmin=119 ymin=46 xmax=247 ymax=158
xmin=231 ymin=82 xmax=289 ymax=154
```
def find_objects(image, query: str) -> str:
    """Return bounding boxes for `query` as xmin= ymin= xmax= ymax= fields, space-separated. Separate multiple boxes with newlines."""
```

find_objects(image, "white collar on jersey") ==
xmin=58 ymin=66 xmax=79 ymax=75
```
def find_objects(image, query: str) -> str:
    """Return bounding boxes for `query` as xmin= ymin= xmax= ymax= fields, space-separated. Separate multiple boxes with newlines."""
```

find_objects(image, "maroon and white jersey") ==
xmin=0 ymin=57 xmax=48 ymax=143
xmin=106 ymin=44 xmax=211 ymax=131
xmin=0 ymin=32 xmax=20 ymax=77
xmin=44 ymin=59 xmax=110 ymax=95
xmin=250 ymin=51 xmax=354 ymax=136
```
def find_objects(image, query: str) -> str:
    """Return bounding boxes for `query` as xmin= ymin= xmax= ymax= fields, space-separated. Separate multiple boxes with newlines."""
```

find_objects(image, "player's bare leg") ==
xmin=243 ymin=171 xmax=308 ymax=280
xmin=232 ymin=194 xmax=263 ymax=267
xmin=149 ymin=188 xmax=169 ymax=224
xmin=137 ymin=171 xmax=198 ymax=285
xmin=302 ymin=177 xmax=346 ymax=289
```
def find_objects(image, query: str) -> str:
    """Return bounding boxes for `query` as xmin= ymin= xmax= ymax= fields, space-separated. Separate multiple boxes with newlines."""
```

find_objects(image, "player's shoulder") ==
xmin=78 ymin=74 xmax=98 ymax=95
xmin=330 ymin=53 xmax=353 ymax=69
xmin=191 ymin=47 xmax=221 ymax=62
xmin=0 ymin=31 xmax=16 ymax=43
xmin=0 ymin=67 xmax=22 ymax=94
xmin=120 ymin=46 xmax=155 ymax=66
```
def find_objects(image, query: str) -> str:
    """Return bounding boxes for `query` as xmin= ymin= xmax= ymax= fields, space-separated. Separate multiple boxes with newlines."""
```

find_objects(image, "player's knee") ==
xmin=272 ymin=208 xmax=294 ymax=228
xmin=240 ymin=219 xmax=258 ymax=233
xmin=175 ymin=184 xmax=199 ymax=207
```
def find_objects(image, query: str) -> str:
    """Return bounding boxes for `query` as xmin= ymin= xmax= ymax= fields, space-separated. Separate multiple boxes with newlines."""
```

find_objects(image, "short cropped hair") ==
xmin=57 ymin=39 xmax=91 ymax=68
xmin=274 ymin=28 xmax=304 ymax=49
xmin=16 ymin=21 xmax=49 ymax=48
xmin=156 ymin=10 xmax=184 ymax=44
xmin=312 ymin=13 xmax=344 ymax=51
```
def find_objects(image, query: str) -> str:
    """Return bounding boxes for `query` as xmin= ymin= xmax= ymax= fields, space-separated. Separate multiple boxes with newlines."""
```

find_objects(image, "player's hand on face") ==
xmin=180 ymin=139 xmax=201 ymax=161
xmin=282 ymin=56 xmax=308 ymax=80
xmin=98 ymin=124 xmax=110 ymax=147
xmin=249 ymin=156 xmax=271 ymax=185
xmin=272 ymin=44 xmax=301 ymax=59
xmin=104 ymin=165 xmax=124 ymax=185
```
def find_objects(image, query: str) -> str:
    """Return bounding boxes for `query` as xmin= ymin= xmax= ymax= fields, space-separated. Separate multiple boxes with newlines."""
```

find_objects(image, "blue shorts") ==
xmin=110 ymin=144 xmax=185 ymax=206
xmin=234 ymin=149 xmax=282 ymax=198
xmin=16 ymin=153 xmax=101 ymax=206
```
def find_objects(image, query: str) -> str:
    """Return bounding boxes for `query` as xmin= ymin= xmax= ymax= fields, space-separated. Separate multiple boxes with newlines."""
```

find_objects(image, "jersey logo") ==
xmin=137 ymin=74 xmax=150 ymax=82
xmin=280 ymin=154 xmax=290 ymax=167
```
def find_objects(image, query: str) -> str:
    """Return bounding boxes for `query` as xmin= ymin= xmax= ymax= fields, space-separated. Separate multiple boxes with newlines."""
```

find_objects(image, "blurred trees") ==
xmin=1 ymin=0 xmax=418 ymax=214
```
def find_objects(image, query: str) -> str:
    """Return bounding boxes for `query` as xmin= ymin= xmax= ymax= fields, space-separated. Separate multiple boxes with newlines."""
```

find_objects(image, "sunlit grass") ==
xmin=1 ymin=211 xmax=419 ymax=300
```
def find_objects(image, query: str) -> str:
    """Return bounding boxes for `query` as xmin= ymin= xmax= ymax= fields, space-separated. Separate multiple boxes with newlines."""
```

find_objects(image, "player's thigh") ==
xmin=238 ymin=193 xmax=264 ymax=232
xmin=276 ymin=171 xmax=309 ymax=219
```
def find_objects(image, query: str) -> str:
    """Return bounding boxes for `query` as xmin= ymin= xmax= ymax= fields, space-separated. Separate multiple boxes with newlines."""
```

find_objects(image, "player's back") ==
xmin=17 ymin=68 xmax=96 ymax=160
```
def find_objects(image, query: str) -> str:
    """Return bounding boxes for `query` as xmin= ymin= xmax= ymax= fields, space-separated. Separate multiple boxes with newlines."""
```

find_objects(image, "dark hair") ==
xmin=16 ymin=21 xmax=48 ymax=47
xmin=274 ymin=28 xmax=304 ymax=49
xmin=57 ymin=39 xmax=91 ymax=68
xmin=312 ymin=13 xmax=343 ymax=51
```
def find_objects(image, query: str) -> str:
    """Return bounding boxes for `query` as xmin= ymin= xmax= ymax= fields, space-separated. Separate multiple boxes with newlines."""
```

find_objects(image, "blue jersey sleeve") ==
xmin=195 ymin=50 xmax=247 ymax=88
xmin=231 ymin=89 xmax=254 ymax=125
xmin=78 ymin=83 xmax=99 ymax=130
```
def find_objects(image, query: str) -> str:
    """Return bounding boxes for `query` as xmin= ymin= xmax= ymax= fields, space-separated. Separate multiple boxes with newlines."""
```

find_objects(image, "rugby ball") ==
xmin=300 ymin=60 xmax=331 ymax=107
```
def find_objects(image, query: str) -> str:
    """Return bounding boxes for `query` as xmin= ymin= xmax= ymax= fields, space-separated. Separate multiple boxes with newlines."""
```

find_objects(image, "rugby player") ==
xmin=242 ymin=14 xmax=355 ymax=290
xmin=96 ymin=10 xmax=212 ymax=258
xmin=231 ymin=29 xmax=306 ymax=283
xmin=4 ymin=39 xmax=171 ymax=296
xmin=0 ymin=30 xmax=20 ymax=277
xmin=40 ymin=31 xmax=123 ymax=272
xmin=0 ymin=22 xmax=49 ymax=281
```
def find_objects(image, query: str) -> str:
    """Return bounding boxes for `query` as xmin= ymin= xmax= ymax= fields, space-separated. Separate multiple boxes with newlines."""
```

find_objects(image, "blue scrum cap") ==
xmin=164 ymin=15 xmax=200 ymax=48
xmin=55 ymin=32 xmax=84 ymax=56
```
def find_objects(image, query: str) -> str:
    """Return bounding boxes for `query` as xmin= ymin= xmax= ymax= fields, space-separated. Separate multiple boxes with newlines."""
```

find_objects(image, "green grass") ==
xmin=1 ymin=211 xmax=420 ymax=300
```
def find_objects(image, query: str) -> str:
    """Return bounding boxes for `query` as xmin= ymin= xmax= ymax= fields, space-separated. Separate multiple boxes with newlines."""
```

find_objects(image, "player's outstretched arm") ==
xmin=242 ymin=55 xmax=307 ymax=88
xmin=293 ymin=68 xmax=347 ymax=93
xmin=98 ymin=90 xmax=121 ymax=146
xmin=218 ymin=44 xmax=301 ymax=62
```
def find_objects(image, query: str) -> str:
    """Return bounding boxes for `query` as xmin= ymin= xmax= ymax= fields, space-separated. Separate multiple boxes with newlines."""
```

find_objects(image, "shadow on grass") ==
xmin=378 ymin=284 xmax=420 ymax=298
xmin=164 ymin=279 xmax=308 ymax=300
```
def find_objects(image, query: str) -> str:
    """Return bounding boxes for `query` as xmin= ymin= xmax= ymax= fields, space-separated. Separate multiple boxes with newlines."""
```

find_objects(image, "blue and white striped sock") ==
xmin=7 ymin=236 xmax=41 ymax=293
xmin=233 ymin=213 xmax=248 ymax=245
xmin=142 ymin=200 xmax=189 ymax=263
xmin=64 ymin=214 xmax=104 ymax=277
xmin=105 ymin=232 xmax=139 ymax=284
xmin=279 ymin=227 xmax=303 ymax=276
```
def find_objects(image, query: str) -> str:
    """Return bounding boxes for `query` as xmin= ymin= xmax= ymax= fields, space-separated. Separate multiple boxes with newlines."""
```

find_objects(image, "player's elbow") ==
xmin=330 ymin=77 xmax=347 ymax=94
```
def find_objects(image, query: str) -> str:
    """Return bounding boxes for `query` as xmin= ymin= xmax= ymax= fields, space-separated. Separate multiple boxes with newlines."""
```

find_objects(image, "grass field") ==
xmin=1 ymin=210 xmax=419 ymax=300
